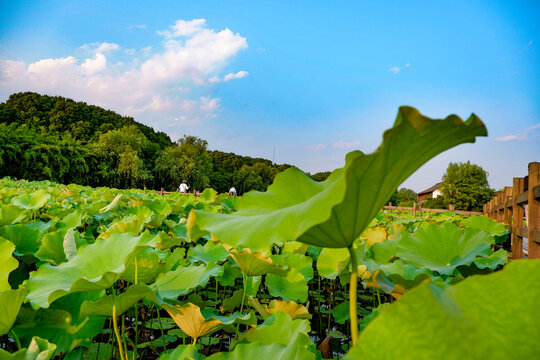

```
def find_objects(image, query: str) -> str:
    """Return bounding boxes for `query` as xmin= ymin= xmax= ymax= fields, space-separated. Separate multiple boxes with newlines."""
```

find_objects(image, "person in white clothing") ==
xmin=228 ymin=186 xmax=237 ymax=196
xmin=179 ymin=180 xmax=189 ymax=193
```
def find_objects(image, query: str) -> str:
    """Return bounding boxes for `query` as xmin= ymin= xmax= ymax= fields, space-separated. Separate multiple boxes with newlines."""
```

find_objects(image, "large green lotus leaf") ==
xmin=266 ymin=268 xmax=308 ymax=302
xmin=56 ymin=210 xmax=86 ymax=229
xmin=396 ymin=222 xmax=493 ymax=275
xmin=80 ymin=284 xmax=153 ymax=317
xmin=0 ymin=225 xmax=44 ymax=256
xmin=229 ymin=248 xmax=288 ymax=277
xmin=344 ymin=260 xmax=540 ymax=359
xmin=15 ymin=291 xmax=106 ymax=355
xmin=460 ymin=216 xmax=505 ymax=237
xmin=158 ymin=345 xmax=201 ymax=360
xmin=0 ymin=237 xmax=18 ymax=291
xmin=232 ymin=311 xmax=313 ymax=352
xmin=0 ymin=288 xmax=25 ymax=335
xmin=362 ymin=260 xmax=433 ymax=296
xmin=187 ymin=241 xmax=230 ymax=264
xmin=189 ymin=107 xmax=486 ymax=249
xmin=316 ymin=248 xmax=350 ymax=279
xmin=11 ymin=190 xmax=51 ymax=210
xmin=370 ymin=238 xmax=400 ymax=264
xmin=120 ymin=248 xmax=164 ymax=284
xmin=271 ymin=253 xmax=314 ymax=281
xmin=218 ymin=260 xmax=242 ymax=287
xmin=164 ymin=247 xmax=187 ymax=273
xmin=0 ymin=336 xmax=56 ymax=360
xmin=154 ymin=263 xmax=223 ymax=300
xmin=473 ymin=249 xmax=508 ymax=270
xmin=98 ymin=206 xmax=153 ymax=239
xmin=0 ymin=204 xmax=27 ymax=226
xmin=35 ymin=229 xmax=71 ymax=265
xmin=206 ymin=342 xmax=315 ymax=360
xmin=26 ymin=232 xmax=158 ymax=308
xmin=199 ymin=188 xmax=218 ymax=204
xmin=139 ymin=200 xmax=172 ymax=227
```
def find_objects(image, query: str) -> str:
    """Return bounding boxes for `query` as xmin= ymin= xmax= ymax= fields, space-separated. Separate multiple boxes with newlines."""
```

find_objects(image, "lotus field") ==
xmin=1 ymin=107 xmax=539 ymax=359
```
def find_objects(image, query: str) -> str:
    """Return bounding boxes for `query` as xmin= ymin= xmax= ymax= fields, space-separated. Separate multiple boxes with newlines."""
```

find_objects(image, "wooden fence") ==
xmin=143 ymin=186 xmax=201 ymax=196
xmin=483 ymin=162 xmax=540 ymax=259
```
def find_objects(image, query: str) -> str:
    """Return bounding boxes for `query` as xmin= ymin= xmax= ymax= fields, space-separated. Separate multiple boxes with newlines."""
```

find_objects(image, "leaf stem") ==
xmin=348 ymin=245 xmax=359 ymax=346
xmin=9 ymin=330 xmax=21 ymax=350
xmin=156 ymin=307 xmax=167 ymax=353
xmin=112 ymin=303 xmax=127 ymax=360
xmin=236 ymin=273 xmax=248 ymax=337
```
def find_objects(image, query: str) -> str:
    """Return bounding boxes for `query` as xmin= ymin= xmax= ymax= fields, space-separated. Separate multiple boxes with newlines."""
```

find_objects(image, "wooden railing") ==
xmin=143 ymin=186 xmax=201 ymax=196
xmin=483 ymin=162 xmax=540 ymax=259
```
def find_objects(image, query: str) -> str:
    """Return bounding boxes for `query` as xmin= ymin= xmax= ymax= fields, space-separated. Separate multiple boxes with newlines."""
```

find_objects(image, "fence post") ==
xmin=419 ymin=202 xmax=422 ymax=216
xmin=160 ymin=187 xmax=164 ymax=196
xmin=512 ymin=177 xmax=525 ymax=259
xmin=528 ymin=163 xmax=540 ymax=258
xmin=389 ymin=202 xmax=392 ymax=213
xmin=449 ymin=204 xmax=454 ymax=211
xmin=413 ymin=202 xmax=416 ymax=217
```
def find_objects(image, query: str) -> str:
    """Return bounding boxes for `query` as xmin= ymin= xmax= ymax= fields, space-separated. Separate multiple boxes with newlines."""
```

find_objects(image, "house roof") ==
xmin=417 ymin=182 xmax=442 ymax=196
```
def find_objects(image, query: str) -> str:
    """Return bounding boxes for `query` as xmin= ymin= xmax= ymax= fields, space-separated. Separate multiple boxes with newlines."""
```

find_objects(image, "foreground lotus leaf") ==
xmin=0 ymin=237 xmax=18 ymax=292
xmin=0 ymin=288 xmax=25 ymax=335
xmin=79 ymin=283 xmax=153 ymax=317
xmin=460 ymin=216 xmax=506 ymax=237
xmin=0 ymin=224 xmax=43 ymax=256
xmin=344 ymin=260 xmax=540 ymax=359
xmin=189 ymin=107 xmax=486 ymax=250
xmin=25 ymin=231 xmax=158 ymax=308
xmin=228 ymin=248 xmax=287 ymax=277
xmin=395 ymin=222 xmax=494 ymax=275
xmin=207 ymin=342 xmax=315 ymax=360
xmin=11 ymin=190 xmax=51 ymax=210
xmin=0 ymin=336 xmax=56 ymax=360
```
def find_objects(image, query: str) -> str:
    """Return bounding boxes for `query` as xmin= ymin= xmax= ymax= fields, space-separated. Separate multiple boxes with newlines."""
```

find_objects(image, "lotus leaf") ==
xmin=154 ymin=263 xmax=223 ymax=300
xmin=189 ymin=107 xmax=486 ymax=250
xmin=98 ymin=207 xmax=153 ymax=238
xmin=228 ymin=248 xmax=287 ymax=276
xmin=266 ymin=268 xmax=308 ymax=302
xmin=0 ymin=225 xmax=43 ymax=256
xmin=316 ymin=248 xmax=349 ymax=279
xmin=121 ymin=248 xmax=164 ymax=284
xmin=26 ymin=232 xmax=158 ymax=308
xmin=222 ymin=290 xmax=243 ymax=312
xmin=0 ymin=204 xmax=27 ymax=226
xmin=360 ymin=227 xmax=387 ymax=246
xmin=187 ymin=241 xmax=230 ymax=264
xmin=332 ymin=301 xmax=350 ymax=324
xmin=271 ymin=253 xmax=314 ymax=281
xmin=0 ymin=237 xmax=18 ymax=291
xmin=0 ymin=288 xmax=25 ymax=335
xmin=99 ymin=194 xmax=123 ymax=213
xmin=56 ymin=210 xmax=86 ymax=229
xmin=266 ymin=300 xmax=311 ymax=320
xmin=395 ymin=222 xmax=494 ymax=275
xmin=15 ymin=291 xmax=106 ymax=355
xmin=207 ymin=342 xmax=315 ymax=360
xmin=164 ymin=247 xmax=187 ymax=272
xmin=473 ymin=248 xmax=508 ymax=270
xmin=11 ymin=190 xmax=51 ymax=210
xmin=344 ymin=260 xmax=540 ymax=359
xmin=158 ymin=345 xmax=200 ymax=360
xmin=35 ymin=229 xmax=72 ymax=265
xmin=217 ymin=260 xmax=242 ymax=287
xmin=0 ymin=336 xmax=56 ymax=360
xmin=80 ymin=284 xmax=153 ymax=317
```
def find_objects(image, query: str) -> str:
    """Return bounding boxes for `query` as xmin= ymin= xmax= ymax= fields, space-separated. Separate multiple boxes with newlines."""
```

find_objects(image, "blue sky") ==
xmin=1 ymin=0 xmax=538 ymax=191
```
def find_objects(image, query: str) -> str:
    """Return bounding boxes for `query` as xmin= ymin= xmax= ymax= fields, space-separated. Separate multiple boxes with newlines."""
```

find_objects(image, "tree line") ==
xmin=0 ymin=92 xmax=299 ymax=194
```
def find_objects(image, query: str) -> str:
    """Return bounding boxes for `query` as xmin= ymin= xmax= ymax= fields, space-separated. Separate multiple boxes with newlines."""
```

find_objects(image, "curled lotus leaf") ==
xmin=267 ymin=300 xmax=311 ymax=320
xmin=0 ymin=237 xmax=18 ymax=292
xmin=188 ymin=107 xmax=486 ymax=250
xmin=229 ymin=248 xmax=288 ymax=277
xmin=11 ymin=190 xmax=51 ymax=210
xmin=80 ymin=283 xmax=153 ymax=317
xmin=0 ymin=204 xmax=27 ymax=226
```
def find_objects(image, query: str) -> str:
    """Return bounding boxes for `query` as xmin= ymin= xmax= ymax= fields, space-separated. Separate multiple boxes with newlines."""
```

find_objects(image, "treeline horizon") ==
xmin=0 ymin=92 xmax=329 ymax=194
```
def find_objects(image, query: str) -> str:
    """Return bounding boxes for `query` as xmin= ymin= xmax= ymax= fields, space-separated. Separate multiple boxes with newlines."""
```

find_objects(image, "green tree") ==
xmin=397 ymin=188 xmax=417 ymax=206
xmin=440 ymin=161 xmax=494 ymax=211
xmin=154 ymin=135 xmax=212 ymax=191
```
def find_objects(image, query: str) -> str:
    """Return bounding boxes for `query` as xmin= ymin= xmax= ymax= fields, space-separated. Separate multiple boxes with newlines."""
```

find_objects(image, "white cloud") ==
xmin=305 ymin=144 xmax=326 ymax=152
xmin=496 ymin=123 xmax=540 ymax=142
xmin=388 ymin=66 xmax=401 ymax=74
xmin=333 ymin=140 xmax=360 ymax=149
xmin=405 ymin=62 xmax=411 ymax=68
xmin=157 ymin=19 xmax=207 ymax=38
xmin=223 ymin=70 xmax=249 ymax=81
xmin=0 ymin=18 xmax=248 ymax=129
xmin=128 ymin=24 xmax=147 ymax=30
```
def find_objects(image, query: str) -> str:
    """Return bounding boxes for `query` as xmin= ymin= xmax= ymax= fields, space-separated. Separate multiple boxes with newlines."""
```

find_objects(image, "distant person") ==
xmin=179 ymin=180 xmax=189 ymax=193
xmin=228 ymin=186 xmax=237 ymax=197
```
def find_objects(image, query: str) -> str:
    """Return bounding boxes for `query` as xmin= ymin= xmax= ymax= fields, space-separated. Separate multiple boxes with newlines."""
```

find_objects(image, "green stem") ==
xmin=348 ymin=245 xmax=359 ymax=347
xmin=134 ymin=259 xmax=138 ymax=360
xmin=156 ymin=307 xmax=167 ymax=353
xmin=376 ymin=288 xmax=381 ymax=306
xmin=235 ymin=273 xmax=248 ymax=337
xmin=9 ymin=330 xmax=21 ymax=350
xmin=112 ymin=303 xmax=126 ymax=360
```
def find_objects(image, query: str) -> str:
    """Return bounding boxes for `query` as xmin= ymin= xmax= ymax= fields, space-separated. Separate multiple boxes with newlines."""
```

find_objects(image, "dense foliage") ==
xmin=423 ymin=161 xmax=495 ymax=211
xmin=0 ymin=92 xmax=294 ymax=194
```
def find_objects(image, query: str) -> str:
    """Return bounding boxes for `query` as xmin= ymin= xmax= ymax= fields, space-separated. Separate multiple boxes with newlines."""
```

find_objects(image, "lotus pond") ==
xmin=1 ymin=107 xmax=538 ymax=359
